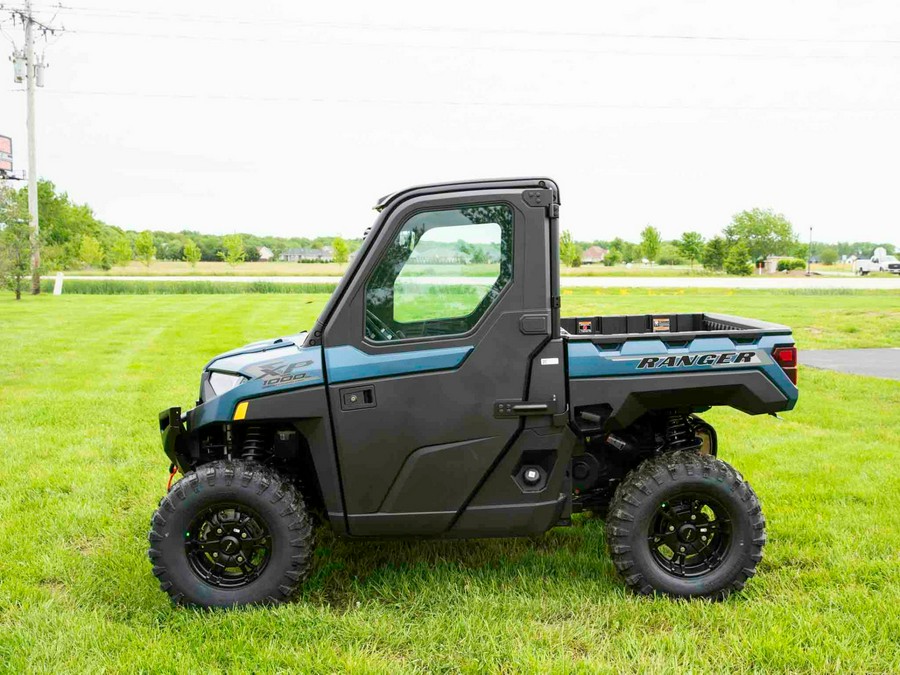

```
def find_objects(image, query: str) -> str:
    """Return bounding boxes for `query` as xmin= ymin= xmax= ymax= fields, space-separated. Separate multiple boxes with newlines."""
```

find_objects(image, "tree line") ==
xmin=0 ymin=180 xmax=362 ymax=283
xmin=560 ymin=207 xmax=896 ymax=275
xmin=3 ymin=180 xmax=898 ymax=298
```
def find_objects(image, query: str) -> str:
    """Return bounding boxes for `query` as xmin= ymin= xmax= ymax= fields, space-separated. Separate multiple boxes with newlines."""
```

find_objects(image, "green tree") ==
xmin=244 ymin=245 xmax=261 ymax=263
xmin=603 ymin=248 xmax=622 ymax=267
xmin=333 ymin=237 xmax=349 ymax=264
xmin=218 ymin=234 xmax=246 ymax=267
xmin=609 ymin=238 xmax=638 ymax=263
xmin=0 ymin=188 xmax=31 ymax=300
xmin=559 ymin=230 xmax=580 ymax=267
xmin=13 ymin=179 xmax=108 ymax=271
xmin=108 ymin=236 xmax=133 ymax=267
xmin=819 ymin=247 xmax=839 ymax=265
xmin=182 ymin=239 xmax=202 ymax=267
xmin=135 ymin=231 xmax=156 ymax=267
xmin=724 ymin=242 xmax=753 ymax=276
xmin=724 ymin=208 xmax=797 ymax=261
xmin=677 ymin=231 xmax=705 ymax=270
xmin=640 ymin=225 xmax=661 ymax=265
xmin=655 ymin=242 xmax=685 ymax=266
xmin=470 ymin=248 xmax=488 ymax=264
xmin=702 ymin=236 xmax=728 ymax=271
xmin=79 ymin=235 xmax=105 ymax=268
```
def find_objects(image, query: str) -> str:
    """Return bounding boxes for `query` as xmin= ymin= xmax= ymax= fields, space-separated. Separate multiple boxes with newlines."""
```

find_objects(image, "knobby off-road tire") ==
xmin=148 ymin=460 xmax=314 ymax=607
xmin=606 ymin=450 xmax=765 ymax=600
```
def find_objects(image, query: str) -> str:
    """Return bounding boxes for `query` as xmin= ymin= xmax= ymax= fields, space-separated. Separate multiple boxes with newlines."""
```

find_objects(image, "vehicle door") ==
xmin=323 ymin=188 xmax=553 ymax=535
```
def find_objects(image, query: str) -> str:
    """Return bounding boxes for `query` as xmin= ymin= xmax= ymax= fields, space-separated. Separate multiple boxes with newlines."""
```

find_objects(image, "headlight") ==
xmin=208 ymin=372 xmax=247 ymax=397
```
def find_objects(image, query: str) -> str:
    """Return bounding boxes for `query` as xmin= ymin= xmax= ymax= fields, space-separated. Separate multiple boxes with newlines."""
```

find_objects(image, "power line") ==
xmin=10 ymin=2 xmax=900 ymax=46
xmin=40 ymin=27 xmax=900 ymax=63
xmin=8 ymin=87 xmax=899 ymax=113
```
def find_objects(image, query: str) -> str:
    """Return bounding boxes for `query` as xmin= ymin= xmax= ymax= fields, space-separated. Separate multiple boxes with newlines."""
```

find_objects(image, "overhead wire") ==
xmin=8 ymin=2 xmax=900 ymax=46
xmin=5 ymin=25 xmax=892 ymax=63
xmin=5 ymin=87 xmax=899 ymax=113
xmin=3 ymin=3 xmax=898 ymax=114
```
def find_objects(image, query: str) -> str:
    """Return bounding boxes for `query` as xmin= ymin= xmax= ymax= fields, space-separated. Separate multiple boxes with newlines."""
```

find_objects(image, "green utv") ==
xmin=150 ymin=178 xmax=799 ymax=607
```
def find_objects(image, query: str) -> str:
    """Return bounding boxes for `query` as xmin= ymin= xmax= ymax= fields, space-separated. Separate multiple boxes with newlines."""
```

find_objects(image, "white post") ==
xmin=52 ymin=272 xmax=63 ymax=295
xmin=25 ymin=0 xmax=41 ymax=295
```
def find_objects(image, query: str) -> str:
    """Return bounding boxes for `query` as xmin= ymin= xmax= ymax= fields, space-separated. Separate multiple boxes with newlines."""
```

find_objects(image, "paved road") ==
xmin=52 ymin=275 xmax=900 ymax=290
xmin=803 ymin=348 xmax=900 ymax=380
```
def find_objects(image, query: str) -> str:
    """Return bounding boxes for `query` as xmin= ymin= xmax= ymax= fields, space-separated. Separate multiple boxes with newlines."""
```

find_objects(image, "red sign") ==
xmin=0 ymin=136 xmax=12 ymax=172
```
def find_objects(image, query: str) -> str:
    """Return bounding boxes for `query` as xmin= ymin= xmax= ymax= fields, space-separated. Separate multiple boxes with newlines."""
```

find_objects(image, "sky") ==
xmin=1 ymin=0 xmax=899 ymax=244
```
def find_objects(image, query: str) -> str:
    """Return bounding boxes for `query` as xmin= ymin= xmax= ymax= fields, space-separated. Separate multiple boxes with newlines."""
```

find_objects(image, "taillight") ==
xmin=772 ymin=346 xmax=798 ymax=385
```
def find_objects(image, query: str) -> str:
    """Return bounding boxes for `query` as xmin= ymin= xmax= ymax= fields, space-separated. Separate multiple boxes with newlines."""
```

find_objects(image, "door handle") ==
xmin=340 ymin=385 xmax=376 ymax=411
xmin=494 ymin=399 xmax=554 ymax=418
xmin=512 ymin=403 xmax=549 ymax=413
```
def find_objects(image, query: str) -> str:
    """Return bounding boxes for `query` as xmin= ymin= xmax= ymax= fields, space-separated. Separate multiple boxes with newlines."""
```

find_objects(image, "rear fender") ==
xmin=567 ymin=334 xmax=798 ymax=430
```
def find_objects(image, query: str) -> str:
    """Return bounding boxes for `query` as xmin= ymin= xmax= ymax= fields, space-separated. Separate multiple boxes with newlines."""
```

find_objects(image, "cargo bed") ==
xmin=562 ymin=312 xmax=797 ymax=431
xmin=561 ymin=312 xmax=792 ymax=344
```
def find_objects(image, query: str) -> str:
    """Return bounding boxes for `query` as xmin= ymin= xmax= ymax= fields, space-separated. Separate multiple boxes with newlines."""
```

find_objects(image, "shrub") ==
xmin=820 ymin=247 xmax=839 ymax=265
xmin=776 ymin=258 xmax=807 ymax=272
xmin=655 ymin=243 xmax=686 ymax=266
xmin=724 ymin=243 xmax=753 ymax=276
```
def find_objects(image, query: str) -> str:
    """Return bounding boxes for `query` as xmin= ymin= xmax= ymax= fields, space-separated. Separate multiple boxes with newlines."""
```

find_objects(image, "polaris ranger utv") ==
xmin=150 ymin=178 xmax=799 ymax=607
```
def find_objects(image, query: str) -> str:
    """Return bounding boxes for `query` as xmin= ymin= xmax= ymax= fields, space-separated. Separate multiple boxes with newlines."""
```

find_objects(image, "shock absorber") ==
xmin=242 ymin=426 xmax=266 ymax=462
xmin=664 ymin=413 xmax=699 ymax=450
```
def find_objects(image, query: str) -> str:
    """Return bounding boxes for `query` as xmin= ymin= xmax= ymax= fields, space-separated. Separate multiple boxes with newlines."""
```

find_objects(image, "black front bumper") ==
xmin=159 ymin=406 xmax=189 ymax=468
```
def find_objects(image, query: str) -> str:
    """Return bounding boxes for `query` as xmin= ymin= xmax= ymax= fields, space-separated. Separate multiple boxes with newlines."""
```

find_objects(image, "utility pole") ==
xmin=5 ymin=0 xmax=59 ymax=294
xmin=806 ymin=226 xmax=812 ymax=276
xmin=24 ymin=0 xmax=39 ymax=294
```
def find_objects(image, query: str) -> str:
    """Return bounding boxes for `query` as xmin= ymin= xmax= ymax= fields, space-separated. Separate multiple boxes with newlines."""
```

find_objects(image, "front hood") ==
xmin=198 ymin=332 xmax=325 ymax=405
xmin=204 ymin=332 xmax=308 ymax=377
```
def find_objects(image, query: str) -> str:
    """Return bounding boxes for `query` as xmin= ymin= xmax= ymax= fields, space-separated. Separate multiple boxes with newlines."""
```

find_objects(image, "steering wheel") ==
xmin=365 ymin=309 xmax=404 ymax=341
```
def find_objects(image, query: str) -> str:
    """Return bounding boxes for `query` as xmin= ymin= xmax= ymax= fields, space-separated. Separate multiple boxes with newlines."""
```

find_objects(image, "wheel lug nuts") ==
xmin=237 ymin=556 xmax=243 ymax=562
xmin=680 ymin=547 xmax=686 ymax=553
xmin=241 ymin=533 xmax=247 ymax=539
xmin=213 ymin=552 xmax=218 ymax=558
xmin=668 ymin=526 xmax=675 ymax=532
xmin=690 ymin=515 xmax=696 ymax=521
xmin=701 ymin=536 xmax=707 ymax=541
xmin=216 ymin=528 xmax=222 ymax=534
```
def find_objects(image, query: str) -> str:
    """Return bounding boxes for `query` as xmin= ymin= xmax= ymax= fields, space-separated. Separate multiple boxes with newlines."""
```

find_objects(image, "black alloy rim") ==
xmin=185 ymin=503 xmax=272 ymax=588
xmin=648 ymin=493 xmax=733 ymax=578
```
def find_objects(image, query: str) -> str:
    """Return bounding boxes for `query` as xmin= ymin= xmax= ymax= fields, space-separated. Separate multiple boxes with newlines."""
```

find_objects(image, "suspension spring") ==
xmin=242 ymin=426 xmax=266 ymax=462
xmin=664 ymin=413 xmax=695 ymax=450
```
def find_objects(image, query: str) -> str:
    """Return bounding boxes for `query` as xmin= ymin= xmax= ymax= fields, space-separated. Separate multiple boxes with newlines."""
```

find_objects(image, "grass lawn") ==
xmin=58 ymin=260 xmax=729 ymax=278
xmin=1 ymin=290 xmax=898 ymax=672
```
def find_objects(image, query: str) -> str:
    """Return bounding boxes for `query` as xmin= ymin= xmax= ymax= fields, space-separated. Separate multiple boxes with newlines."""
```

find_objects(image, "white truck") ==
xmin=854 ymin=248 xmax=900 ymax=275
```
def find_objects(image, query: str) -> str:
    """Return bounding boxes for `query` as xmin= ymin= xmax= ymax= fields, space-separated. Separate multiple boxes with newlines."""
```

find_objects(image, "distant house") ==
xmin=581 ymin=246 xmax=608 ymax=264
xmin=257 ymin=246 xmax=274 ymax=262
xmin=279 ymin=247 xmax=334 ymax=263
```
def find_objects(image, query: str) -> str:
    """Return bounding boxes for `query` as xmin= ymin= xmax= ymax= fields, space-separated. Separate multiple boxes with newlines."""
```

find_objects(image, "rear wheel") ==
xmin=606 ymin=450 xmax=765 ymax=599
xmin=148 ymin=460 xmax=314 ymax=607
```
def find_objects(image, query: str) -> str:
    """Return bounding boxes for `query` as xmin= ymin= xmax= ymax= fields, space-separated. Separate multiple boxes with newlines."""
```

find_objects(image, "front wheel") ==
xmin=606 ymin=450 xmax=765 ymax=599
xmin=148 ymin=460 xmax=315 ymax=607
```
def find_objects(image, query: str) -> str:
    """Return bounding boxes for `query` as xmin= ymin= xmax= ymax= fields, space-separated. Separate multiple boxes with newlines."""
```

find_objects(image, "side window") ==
xmin=364 ymin=204 xmax=513 ymax=341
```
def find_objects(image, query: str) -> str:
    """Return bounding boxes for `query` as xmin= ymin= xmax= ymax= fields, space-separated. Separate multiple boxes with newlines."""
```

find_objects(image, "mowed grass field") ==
xmin=65 ymin=259 xmax=829 ymax=278
xmin=0 ymin=289 xmax=899 ymax=673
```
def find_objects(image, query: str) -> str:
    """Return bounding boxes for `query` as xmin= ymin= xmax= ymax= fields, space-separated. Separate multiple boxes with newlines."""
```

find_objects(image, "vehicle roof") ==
xmin=374 ymin=177 xmax=560 ymax=210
